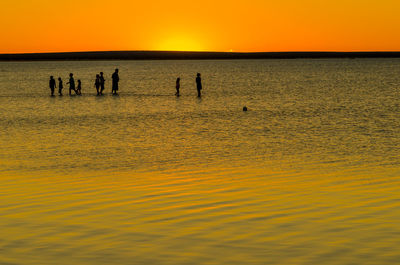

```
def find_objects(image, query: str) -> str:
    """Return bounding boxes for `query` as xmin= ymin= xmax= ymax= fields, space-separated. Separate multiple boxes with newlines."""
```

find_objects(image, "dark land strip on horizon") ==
xmin=1 ymin=51 xmax=400 ymax=61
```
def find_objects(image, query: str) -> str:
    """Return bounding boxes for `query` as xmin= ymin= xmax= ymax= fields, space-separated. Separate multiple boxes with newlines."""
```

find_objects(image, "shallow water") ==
xmin=0 ymin=59 xmax=399 ymax=264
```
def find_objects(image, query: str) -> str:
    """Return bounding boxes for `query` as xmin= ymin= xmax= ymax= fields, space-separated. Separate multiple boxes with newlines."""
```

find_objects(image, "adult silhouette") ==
xmin=67 ymin=73 xmax=76 ymax=95
xmin=196 ymin=73 xmax=202 ymax=97
xmin=112 ymin=69 xmax=119 ymax=95
xmin=58 ymin=77 xmax=63 ymax=96
xmin=175 ymin=77 xmax=180 ymax=96
xmin=99 ymin=72 xmax=105 ymax=95
xmin=49 ymin=76 xmax=56 ymax=96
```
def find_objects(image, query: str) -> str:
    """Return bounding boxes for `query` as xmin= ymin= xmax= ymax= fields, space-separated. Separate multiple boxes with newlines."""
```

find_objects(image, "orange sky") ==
xmin=1 ymin=0 xmax=400 ymax=53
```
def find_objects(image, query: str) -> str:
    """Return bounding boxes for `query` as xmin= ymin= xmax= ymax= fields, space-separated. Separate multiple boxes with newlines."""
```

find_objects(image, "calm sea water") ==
xmin=0 ymin=59 xmax=399 ymax=264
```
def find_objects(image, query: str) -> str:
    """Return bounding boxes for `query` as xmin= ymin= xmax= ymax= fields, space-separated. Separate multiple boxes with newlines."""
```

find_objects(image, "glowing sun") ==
xmin=154 ymin=35 xmax=205 ymax=51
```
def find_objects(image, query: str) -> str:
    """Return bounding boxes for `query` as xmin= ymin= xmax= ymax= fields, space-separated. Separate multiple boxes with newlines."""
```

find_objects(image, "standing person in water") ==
xmin=111 ymin=68 xmax=119 ymax=95
xmin=67 ymin=73 xmax=76 ymax=95
xmin=76 ymin=80 xmax=82 ymax=95
xmin=99 ymin=72 xmax=105 ymax=95
xmin=49 ymin=76 xmax=56 ymax=96
xmin=175 ymin=77 xmax=181 ymax=96
xmin=94 ymin=74 xmax=100 ymax=95
xmin=196 ymin=73 xmax=202 ymax=97
xmin=58 ymin=77 xmax=63 ymax=96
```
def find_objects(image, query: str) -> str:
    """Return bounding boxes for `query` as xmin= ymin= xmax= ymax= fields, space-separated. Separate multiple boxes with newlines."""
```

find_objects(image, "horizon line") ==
xmin=2 ymin=50 xmax=400 ymax=55
xmin=1 ymin=50 xmax=400 ymax=61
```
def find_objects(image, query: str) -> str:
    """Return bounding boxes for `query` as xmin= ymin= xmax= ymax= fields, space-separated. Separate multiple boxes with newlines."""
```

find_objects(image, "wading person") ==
xmin=76 ymin=80 xmax=82 ymax=95
xmin=94 ymin=74 xmax=100 ymax=95
xmin=196 ymin=73 xmax=202 ymax=97
xmin=99 ymin=72 xmax=105 ymax=95
xmin=58 ymin=77 xmax=63 ymax=96
xmin=49 ymin=76 xmax=56 ymax=96
xmin=175 ymin=77 xmax=180 ymax=96
xmin=67 ymin=73 xmax=76 ymax=95
xmin=111 ymin=68 xmax=119 ymax=95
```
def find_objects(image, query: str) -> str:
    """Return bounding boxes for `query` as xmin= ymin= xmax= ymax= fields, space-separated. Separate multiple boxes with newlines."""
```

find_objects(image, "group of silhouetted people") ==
xmin=50 ymin=70 xmax=203 ymax=97
xmin=49 ymin=69 xmax=119 ymax=96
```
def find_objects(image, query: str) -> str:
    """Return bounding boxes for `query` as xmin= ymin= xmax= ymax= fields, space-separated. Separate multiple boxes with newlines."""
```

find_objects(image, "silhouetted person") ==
xmin=196 ymin=73 xmax=202 ymax=97
xmin=175 ymin=77 xmax=180 ymax=96
xmin=58 ymin=77 xmax=63 ymax=96
xmin=76 ymin=80 xmax=82 ymax=95
xmin=67 ymin=73 xmax=76 ymax=95
xmin=94 ymin=74 xmax=100 ymax=95
xmin=49 ymin=76 xmax=56 ymax=96
xmin=111 ymin=68 xmax=119 ymax=95
xmin=99 ymin=72 xmax=105 ymax=95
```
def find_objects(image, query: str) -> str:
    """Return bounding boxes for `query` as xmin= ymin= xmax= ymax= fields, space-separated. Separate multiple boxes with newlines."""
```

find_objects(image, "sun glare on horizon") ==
xmin=153 ymin=36 xmax=206 ymax=52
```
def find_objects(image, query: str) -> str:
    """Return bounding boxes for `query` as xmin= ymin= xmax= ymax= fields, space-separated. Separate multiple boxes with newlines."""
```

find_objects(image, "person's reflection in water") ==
xmin=196 ymin=73 xmax=202 ymax=97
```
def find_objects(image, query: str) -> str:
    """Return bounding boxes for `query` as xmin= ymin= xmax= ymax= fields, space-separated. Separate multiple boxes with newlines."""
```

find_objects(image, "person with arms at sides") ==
xmin=76 ymin=80 xmax=82 ymax=95
xmin=99 ymin=72 xmax=105 ymax=95
xmin=49 ymin=76 xmax=56 ymax=96
xmin=196 ymin=73 xmax=202 ymax=97
xmin=175 ymin=77 xmax=181 ymax=97
xmin=58 ymin=77 xmax=63 ymax=96
xmin=111 ymin=69 xmax=119 ymax=95
xmin=94 ymin=74 xmax=100 ymax=95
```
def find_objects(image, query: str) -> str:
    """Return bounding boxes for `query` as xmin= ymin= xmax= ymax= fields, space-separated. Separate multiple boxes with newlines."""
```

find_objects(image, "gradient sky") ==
xmin=1 ymin=0 xmax=400 ymax=53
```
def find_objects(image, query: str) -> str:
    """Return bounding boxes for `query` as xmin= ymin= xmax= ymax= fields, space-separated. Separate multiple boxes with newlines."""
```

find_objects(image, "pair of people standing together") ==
xmin=94 ymin=72 xmax=106 ymax=95
xmin=49 ymin=76 xmax=69 ymax=96
xmin=95 ymin=69 xmax=119 ymax=95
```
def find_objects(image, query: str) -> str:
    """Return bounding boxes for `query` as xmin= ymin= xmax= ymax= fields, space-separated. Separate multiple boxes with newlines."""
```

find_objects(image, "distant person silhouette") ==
xmin=111 ymin=68 xmax=119 ymax=95
xmin=196 ymin=73 xmax=202 ymax=97
xmin=175 ymin=77 xmax=180 ymax=96
xmin=58 ymin=77 xmax=63 ymax=96
xmin=67 ymin=73 xmax=76 ymax=95
xmin=94 ymin=74 xmax=100 ymax=95
xmin=49 ymin=76 xmax=56 ymax=96
xmin=99 ymin=72 xmax=105 ymax=95
xmin=76 ymin=80 xmax=82 ymax=95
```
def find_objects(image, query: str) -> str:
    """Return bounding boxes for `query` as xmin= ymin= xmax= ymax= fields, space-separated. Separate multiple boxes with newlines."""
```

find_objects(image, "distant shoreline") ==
xmin=1 ymin=51 xmax=400 ymax=61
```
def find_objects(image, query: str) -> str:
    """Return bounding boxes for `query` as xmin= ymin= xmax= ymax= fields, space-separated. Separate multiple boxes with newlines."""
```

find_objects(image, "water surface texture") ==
xmin=0 ymin=59 xmax=399 ymax=264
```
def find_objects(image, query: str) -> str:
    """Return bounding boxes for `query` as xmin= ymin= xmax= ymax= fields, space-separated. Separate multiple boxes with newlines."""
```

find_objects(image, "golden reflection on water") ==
xmin=1 ymin=165 xmax=400 ymax=264
xmin=1 ymin=59 xmax=400 ymax=264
